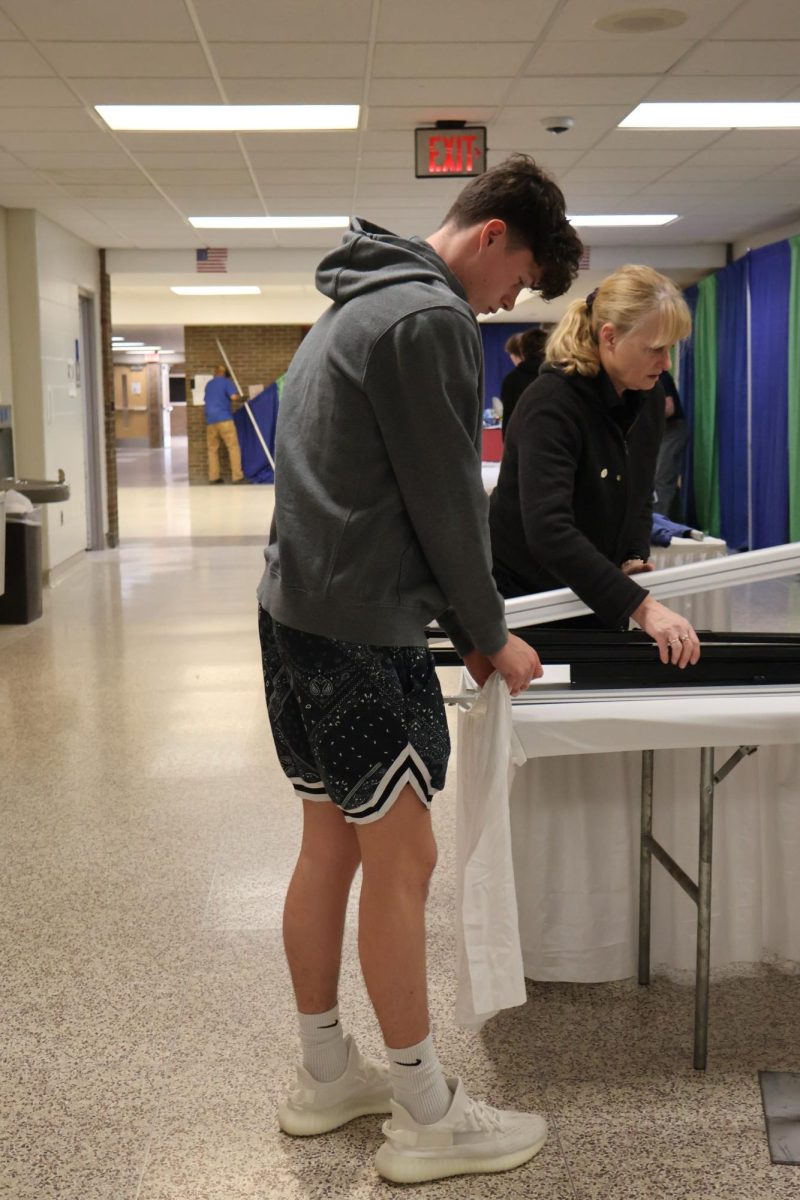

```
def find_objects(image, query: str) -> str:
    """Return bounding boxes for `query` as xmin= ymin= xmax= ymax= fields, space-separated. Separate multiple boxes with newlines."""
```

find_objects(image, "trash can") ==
xmin=0 ymin=490 xmax=5 ymax=598
xmin=0 ymin=506 xmax=43 ymax=624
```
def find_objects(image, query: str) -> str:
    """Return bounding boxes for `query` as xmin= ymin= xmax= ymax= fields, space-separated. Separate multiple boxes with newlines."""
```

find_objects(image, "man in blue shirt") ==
xmin=204 ymin=364 xmax=245 ymax=483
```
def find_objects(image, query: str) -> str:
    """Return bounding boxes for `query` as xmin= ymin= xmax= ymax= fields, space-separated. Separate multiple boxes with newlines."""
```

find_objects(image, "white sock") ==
xmin=297 ymin=1004 xmax=349 ymax=1082
xmin=386 ymin=1032 xmax=452 ymax=1125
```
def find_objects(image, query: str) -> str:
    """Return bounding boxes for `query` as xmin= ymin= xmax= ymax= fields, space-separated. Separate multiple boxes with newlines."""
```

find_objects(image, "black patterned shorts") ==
xmin=258 ymin=608 xmax=450 ymax=823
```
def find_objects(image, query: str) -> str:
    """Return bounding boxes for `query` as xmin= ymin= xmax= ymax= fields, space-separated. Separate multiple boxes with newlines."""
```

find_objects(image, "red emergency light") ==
xmin=415 ymin=125 xmax=486 ymax=178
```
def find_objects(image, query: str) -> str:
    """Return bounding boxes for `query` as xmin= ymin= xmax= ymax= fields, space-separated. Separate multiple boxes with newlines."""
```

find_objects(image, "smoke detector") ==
xmin=594 ymin=8 xmax=687 ymax=34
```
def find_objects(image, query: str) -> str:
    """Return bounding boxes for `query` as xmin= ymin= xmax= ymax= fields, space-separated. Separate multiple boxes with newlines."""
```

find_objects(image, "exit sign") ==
xmin=415 ymin=126 xmax=486 ymax=178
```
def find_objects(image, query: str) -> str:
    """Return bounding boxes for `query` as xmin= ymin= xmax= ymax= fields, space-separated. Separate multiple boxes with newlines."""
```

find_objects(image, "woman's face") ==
xmin=598 ymin=312 xmax=673 ymax=394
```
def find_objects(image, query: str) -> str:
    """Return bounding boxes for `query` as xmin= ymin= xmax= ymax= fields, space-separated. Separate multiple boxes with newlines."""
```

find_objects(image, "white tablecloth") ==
xmin=456 ymin=669 xmax=800 ymax=1005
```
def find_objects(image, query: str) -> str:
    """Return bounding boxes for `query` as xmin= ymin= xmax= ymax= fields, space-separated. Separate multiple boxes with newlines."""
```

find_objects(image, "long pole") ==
xmin=216 ymin=337 xmax=276 ymax=472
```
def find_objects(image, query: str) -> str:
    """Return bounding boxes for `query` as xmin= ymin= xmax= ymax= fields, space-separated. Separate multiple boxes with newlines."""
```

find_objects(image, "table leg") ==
xmin=638 ymin=749 xmax=654 ymax=986
xmin=694 ymin=747 xmax=715 ymax=1070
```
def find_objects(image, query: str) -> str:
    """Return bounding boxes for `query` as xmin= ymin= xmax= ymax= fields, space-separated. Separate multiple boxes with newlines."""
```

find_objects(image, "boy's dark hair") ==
xmin=504 ymin=332 xmax=521 ymax=357
xmin=441 ymin=154 xmax=583 ymax=301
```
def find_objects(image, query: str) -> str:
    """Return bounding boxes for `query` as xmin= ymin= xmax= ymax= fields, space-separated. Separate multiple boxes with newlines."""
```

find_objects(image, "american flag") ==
xmin=196 ymin=247 xmax=228 ymax=273
xmin=578 ymin=246 xmax=591 ymax=271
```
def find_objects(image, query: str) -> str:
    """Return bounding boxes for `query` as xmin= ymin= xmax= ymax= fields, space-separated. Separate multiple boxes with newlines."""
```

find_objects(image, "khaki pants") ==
xmin=206 ymin=419 xmax=243 ymax=482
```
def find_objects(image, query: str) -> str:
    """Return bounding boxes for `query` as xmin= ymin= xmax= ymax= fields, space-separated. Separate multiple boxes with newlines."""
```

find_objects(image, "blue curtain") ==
xmin=480 ymin=322 xmax=538 ymax=408
xmin=678 ymin=286 xmax=698 ymax=525
xmin=715 ymin=258 xmax=750 ymax=550
xmin=748 ymin=242 xmax=791 ymax=548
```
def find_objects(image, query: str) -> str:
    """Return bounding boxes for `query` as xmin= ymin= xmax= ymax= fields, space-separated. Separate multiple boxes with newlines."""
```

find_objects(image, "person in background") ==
xmin=257 ymin=154 xmax=583 ymax=1185
xmin=652 ymin=369 xmax=688 ymax=519
xmin=500 ymin=326 xmax=548 ymax=437
xmin=490 ymin=264 xmax=701 ymax=670
xmin=204 ymin=363 xmax=245 ymax=484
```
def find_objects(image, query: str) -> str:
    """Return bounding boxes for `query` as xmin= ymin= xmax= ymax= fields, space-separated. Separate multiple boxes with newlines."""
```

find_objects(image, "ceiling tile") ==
xmin=223 ymin=79 xmax=362 ymax=104
xmin=578 ymin=147 xmax=697 ymax=167
xmin=547 ymin=0 xmax=742 ymax=40
xmin=372 ymin=42 xmax=531 ymax=78
xmin=715 ymin=0 xmax=800 ymax=40
xmin=239 ymin=132 xmax=358 ymax=154
xmin=674 ymin=41 xmax=800 ymax=75
xmin=0 ymin=78 xmax=79 ymax=106
xmin=367 ymin=107 xmax=495 ymax=131
xmin=505 ymin=75 xmax=658 ymax=105
xmin=117 ymin=132 xmax=241 ymax=153
xmin=19 ymin=150 xmax=136 ymax=169
xmin=134 ymin=152 xmax=246 ymax=170
xmin=645 ymin=75 xmax=799 ymax=101
xmin=526 ymin=39 xmax=693 ymax=75
xmin=599 ymin=129 xmax=723 ymax=151
xmin=40 ymin=42 xmax=210 ymax=78
xmin=0 ymin=108 xmax=100 ymax=131
xmin=0 ymin=0 xmax=198 ymax=40
xmin=210 ymin=42 xmax=366 ymax=78
xmin=369 ymin=78 xmax=509 ymax=106
xmin=71 ymin=78 xmax=220 ymax=104
xmin=0 ymin=130 xmax=117 ymax=152
xmin=192 ymin=0 xmax=374 ymax=42
xmin=376 ymin=0 xmax=557 ymax=43
xmin=148 ymin=169 xmax=256 ymax=187
xmin=0 ymin=42 xmax=55 ymax=76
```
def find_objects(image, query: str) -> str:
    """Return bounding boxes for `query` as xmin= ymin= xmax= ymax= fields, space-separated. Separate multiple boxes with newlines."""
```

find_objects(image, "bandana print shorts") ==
xmin=258 ymin=608 xmax=450 ymax=824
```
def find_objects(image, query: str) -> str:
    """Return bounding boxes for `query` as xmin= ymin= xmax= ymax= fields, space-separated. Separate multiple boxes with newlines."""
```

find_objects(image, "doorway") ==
xmin=79 ymin=293 xmax=105 ymax=551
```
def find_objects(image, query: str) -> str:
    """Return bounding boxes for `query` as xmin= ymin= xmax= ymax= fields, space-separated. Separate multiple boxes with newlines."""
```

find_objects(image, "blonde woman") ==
xmin=489 ymin=264 xmax=701 ymax=668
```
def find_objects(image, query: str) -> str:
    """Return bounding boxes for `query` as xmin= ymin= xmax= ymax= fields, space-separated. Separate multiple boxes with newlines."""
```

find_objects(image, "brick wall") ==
xmin=184 ymin=325 xmax=304 ymax=484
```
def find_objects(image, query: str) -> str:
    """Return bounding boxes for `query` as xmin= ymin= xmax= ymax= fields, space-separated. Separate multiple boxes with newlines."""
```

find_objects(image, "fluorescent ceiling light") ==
xmin=620 ymin=102 xmax=800 ymax=129
xmin=111 ymin=335 xmax=125 ymax=341
xmin=95 ymin=104 xmax=360 ymax=131
xmin=189 ymin=215 xmax=348 ymax=229
xmin=568 ymin=214 xmax=678 ymax=227
xmin=113 ymin=341 xmax=145 ymax=347
xmin=114 ymin=345 xmax=161 ymax=352
xmin=170 ymin=285 xmax=262 ymax=295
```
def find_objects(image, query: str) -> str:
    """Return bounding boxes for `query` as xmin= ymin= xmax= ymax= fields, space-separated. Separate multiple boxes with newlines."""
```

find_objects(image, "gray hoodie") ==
xmin=257 ymin=219 xmax=508 ymax=657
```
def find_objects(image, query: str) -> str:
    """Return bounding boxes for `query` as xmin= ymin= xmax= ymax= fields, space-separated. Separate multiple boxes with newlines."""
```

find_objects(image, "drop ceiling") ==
xmin=0 ymin=0 xmax=798 ymax=321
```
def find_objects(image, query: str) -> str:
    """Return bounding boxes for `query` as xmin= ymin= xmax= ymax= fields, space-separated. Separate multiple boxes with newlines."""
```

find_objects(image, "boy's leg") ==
xmin=353 ymin=784 xmax=435 ymax=1048
xmin=279 ymin=797 xmax=393 ymax=1136
xmin=283 ymin=798 xmax=360 ymax=1014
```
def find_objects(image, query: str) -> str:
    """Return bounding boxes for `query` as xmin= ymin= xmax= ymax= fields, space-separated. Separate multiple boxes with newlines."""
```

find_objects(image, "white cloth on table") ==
xmin=456 ymin=668 xmax=800 ymax=1004
xmin=454 ymin=673 xmax=527 ymax=1029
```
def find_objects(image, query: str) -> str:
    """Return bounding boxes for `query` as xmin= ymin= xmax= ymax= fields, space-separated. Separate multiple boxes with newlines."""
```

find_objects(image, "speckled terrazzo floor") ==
xmin=1 ymin=445 xmax=799 ymax=1199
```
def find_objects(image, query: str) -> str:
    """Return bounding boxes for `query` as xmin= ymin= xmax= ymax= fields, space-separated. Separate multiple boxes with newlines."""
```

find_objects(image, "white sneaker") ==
xmin=278 ymin=1034 xmax=392 ymax=1136
xmin=374 ymin=1077 xmax=547 ymax=1184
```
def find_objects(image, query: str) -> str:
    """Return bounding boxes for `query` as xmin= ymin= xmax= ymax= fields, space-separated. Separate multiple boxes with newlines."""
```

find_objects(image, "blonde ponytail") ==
xmin=545 ymin=297 xmax=600 ymax=376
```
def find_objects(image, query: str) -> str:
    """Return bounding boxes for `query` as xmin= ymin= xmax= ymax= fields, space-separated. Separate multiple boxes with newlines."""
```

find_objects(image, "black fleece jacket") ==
xmin=489 ymin=363 xmax=665 ymax=628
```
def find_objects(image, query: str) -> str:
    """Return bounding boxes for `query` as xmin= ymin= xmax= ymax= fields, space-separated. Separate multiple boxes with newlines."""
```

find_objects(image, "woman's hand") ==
xmin=630 ymin=596 xmax=701 ymax=668
xmin=621 ymin=558 xmax=655 ymax=576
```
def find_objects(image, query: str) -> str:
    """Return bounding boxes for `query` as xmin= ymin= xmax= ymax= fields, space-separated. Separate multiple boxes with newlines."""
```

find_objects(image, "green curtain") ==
xmin=692 ymin=274 xmax=720 ymax=534
xmin=788 ymin=236 xmax=800 ymax=541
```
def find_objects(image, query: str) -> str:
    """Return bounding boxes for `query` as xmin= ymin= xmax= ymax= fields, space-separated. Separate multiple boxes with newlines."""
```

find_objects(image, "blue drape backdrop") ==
xmin=480 ymin=322 xmax=537 ymax=408
xmin=748 ymin=241 xmax=791 ymax=549
xmin=715 ymin=258 xmax=750 ymax=550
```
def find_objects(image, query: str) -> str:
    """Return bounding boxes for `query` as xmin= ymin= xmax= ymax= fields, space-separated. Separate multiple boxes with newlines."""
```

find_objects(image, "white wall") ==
xmin=733 ymin=216 xmax=800 ymax=260
xmin=6 ymin=210 xmax=104 ymax=574
xmin=0 ymin=209 xmax=13 ymax=423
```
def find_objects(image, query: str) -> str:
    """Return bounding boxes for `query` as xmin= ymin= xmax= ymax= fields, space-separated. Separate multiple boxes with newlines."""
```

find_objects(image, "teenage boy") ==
xmin=258 ymin=154 xmax=582 ymax=1185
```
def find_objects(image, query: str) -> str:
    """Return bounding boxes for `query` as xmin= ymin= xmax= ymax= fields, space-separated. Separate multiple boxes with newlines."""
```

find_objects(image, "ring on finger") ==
xmin=680 ymin=634 xmax=690 ymax=642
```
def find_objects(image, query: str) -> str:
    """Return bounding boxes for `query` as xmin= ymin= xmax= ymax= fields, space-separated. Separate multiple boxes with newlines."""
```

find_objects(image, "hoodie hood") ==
xmin=316 ymin=218 xmax=468 ymax=306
